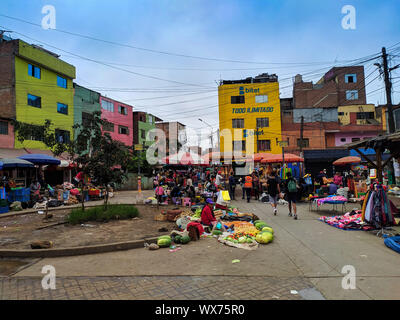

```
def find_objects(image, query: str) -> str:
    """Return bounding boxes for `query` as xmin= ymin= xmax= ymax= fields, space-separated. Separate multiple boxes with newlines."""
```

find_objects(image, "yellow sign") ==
xmin=135 ymin=144 xmax=143 ymax=151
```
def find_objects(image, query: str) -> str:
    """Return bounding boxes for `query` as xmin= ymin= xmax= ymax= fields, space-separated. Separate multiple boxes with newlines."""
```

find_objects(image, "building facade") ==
xmin=132 ymin=111 xmax=162 ymax=148
xmin=0 ymin=39 xmax=76 ymax=150
xmin=155 ymin=121 xmax=186 ymax=155
xmin=100 ymin=96 xmax=134 ymax=147
xmin=73 ymin=83 xmax=101 ymax=138
xmin=218 ymin=74 xmax=282 ymax=155
xmin=293 ymin=66 xmax=366 ymax=109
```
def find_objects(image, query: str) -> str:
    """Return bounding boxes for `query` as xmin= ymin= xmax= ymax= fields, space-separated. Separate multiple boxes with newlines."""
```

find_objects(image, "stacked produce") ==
xmin=253 ymin=220 xmax=274 ymax=244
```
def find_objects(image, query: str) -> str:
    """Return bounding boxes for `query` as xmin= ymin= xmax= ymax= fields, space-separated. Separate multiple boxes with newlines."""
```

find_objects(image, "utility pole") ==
xmin=382 ymin=47 xmax=396 ymax=133
xmin=375 ymin=47 xmax=400 ymax=185
xmin=299 ymin=115 xmax=304 ymax=176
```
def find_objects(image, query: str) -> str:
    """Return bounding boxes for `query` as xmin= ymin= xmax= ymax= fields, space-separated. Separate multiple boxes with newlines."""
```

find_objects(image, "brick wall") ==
xmin=0 ymin=40 xmax=17 ymax=119
xmin=294 ymin=66 xmax=366 ymax=109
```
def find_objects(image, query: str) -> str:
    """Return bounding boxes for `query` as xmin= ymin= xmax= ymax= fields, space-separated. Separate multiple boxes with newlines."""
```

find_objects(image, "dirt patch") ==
xmin=0 ymin=205 xmax=191 ymax=250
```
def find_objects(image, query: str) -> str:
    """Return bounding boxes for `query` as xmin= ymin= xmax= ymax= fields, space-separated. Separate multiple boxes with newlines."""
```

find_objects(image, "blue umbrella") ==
xmin=18 ymin=154 xmax=61 ymax=165
xmin=0 ymin=158 xmax=35 ymax=170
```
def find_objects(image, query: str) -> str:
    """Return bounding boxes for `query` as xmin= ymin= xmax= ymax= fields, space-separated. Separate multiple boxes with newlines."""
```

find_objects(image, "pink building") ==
xmin=0 ymin=119 xmax=14 ymax=149
xmin=100 ymin=96 xmax=133 ymax=147
xmin=334 ymin=124 xmax=383 ymax=147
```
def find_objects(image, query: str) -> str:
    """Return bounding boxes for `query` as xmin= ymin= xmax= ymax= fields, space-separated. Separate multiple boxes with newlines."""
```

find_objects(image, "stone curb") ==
xmin=0 ymin=237 xmax=159 ymax=258
xmin=0 ymin=202 xmax=160 ymax=219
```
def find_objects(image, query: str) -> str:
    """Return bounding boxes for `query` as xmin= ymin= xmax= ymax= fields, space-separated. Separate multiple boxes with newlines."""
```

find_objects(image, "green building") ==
xmin=133 ymin=111 xmax=162 ymax=148
xmin=73 ymin=83 xmax=101 ymax=137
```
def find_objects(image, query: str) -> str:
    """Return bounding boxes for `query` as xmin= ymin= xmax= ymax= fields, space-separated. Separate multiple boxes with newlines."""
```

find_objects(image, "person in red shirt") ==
xmin=201 ymin=198 xmax=217 ymax=228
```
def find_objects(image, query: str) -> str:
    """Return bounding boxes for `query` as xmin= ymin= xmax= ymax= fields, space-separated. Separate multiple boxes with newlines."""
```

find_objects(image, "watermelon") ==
xmin=174 ymin=235 xmax=182 ymax=244
xmin=261 ymin=226 xmax=274 ymax=234
xmin=212 ymin=230 xmax=223 ymax=236
xmin=159 ymin=235 xmax=171 ymax=240
xmin=255 ymin=222 xmax=268 ymax=231
xmin=180 ymin=235 xmax=190 ymax=244
xmin=256 ymin=232 xmax=273 ymax=244
xmin=157 ymin=237 xmax=172 ymax=247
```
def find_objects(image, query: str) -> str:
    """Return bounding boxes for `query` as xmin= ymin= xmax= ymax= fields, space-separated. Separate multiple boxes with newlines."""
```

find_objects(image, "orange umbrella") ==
xmin=333 ymin=156 xmax=361 ymax=166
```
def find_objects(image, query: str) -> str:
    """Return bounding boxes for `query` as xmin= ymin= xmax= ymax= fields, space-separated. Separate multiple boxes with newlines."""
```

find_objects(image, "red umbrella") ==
xmin=260 ymin=153 xmax=304 ymax=164
xmin=333 ymin=156 xmax=361 ymax=166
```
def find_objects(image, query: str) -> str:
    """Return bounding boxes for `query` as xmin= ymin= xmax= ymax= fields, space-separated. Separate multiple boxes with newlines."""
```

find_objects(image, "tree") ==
xmin=13 ymin=111 xmax=131 ymax=209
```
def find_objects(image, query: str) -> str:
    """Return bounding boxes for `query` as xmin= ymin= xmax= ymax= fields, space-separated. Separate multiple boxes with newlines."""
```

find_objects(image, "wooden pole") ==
xmin=377 ymin=148 xmax=383 ymax=183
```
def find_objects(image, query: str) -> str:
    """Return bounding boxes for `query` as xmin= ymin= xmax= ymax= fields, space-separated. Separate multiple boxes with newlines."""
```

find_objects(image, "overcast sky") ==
xmin=1 ymin=0 xmax=399 ymax=150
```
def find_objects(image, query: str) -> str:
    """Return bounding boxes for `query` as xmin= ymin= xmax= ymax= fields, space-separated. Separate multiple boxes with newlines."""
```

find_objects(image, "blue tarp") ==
xmin=18 ymin=154 xmax=61 ymax=165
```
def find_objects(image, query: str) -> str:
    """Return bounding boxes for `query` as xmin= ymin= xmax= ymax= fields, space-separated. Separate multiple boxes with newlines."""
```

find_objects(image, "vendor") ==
xmin=73 ymin=171 xmax=84 ymax=186
xmin=30 ymin=180 xmax=41 ymax=199
xmin=333 ymin=172 xmax=343 ymax=187
xmin=201 ymin=198 xmax=217 ymax=228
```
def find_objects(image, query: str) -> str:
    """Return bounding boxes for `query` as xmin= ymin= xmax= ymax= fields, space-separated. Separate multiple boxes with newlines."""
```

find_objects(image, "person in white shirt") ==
xmin=215 ymin=171 xmax=223 ymax=187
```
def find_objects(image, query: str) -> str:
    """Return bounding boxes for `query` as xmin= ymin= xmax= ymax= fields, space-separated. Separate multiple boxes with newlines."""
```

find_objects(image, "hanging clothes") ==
xmin=362 ymin=183 xmax=394 ymax=228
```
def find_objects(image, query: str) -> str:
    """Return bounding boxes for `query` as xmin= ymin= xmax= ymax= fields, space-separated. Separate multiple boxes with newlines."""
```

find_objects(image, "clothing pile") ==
xmin=319 ymin=210 xmax=373 ymax=230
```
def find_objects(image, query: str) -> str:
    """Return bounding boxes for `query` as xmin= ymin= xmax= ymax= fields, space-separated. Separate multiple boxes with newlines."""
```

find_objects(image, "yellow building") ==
xmin=338 ymin=104 xmax=378 ymax=125
xmin=218 ymin=74 xmax=282 ymax=155
xmin=12 ymin=40 xmax=76 ymax=150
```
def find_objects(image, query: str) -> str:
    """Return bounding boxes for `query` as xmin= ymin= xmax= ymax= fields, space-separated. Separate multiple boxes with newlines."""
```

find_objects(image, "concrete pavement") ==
xmin=1 ymin=189 xmax=400 ymax=300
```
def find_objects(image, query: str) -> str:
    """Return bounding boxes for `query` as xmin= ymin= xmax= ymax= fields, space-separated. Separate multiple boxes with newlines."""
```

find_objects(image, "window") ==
xmin=231 ymin=96 xmax=245 ymax=104
xmin=82 ymin=112 xmax=93 ymax=127
xmin=356 ymin=112 xmax=374 ymax=120
xmin=257 ymin=140 xmax=271 ymax=151
xmin=233 ymin=140 xmax=246 ymax=151
xmin=24 ymin=124 xmax=44 ymax=141
xmin=340 ymin=138 xmax=346 ymax=142
xmin=57 ymin=102 xmax=68 ymax=115
xmin=55 ymin=129 xmax=70 ymax=144
xmin=27 ymin=94 xmax=41 ymax=108
xmin=28 ymin=64 xmax=41 ymax=79
xmin=0 ymin=121 xmax=8 ymax=135
xmin=148 ymin=115 xmax=153 ymax=123
xmin=102 ymin=121 xmax=114 ymax=132
xmin=338 ymin=112 xmax=344 ymax=116
xmin=297 ymin=138 xmax=309 ymax=148
xmin=118 ymin=125 xmax=129 ymax=135
xmin=101 ymin=100 xmax=114 ymax=112
xmin=232 ymin=119 xmax=244 ymax=128
xmin=256 ymin=118 xmax=269 ymax=128
xmin=139 ymin=115 xmax=145 ymax=122
xmin=352 ymin=137 xmax=360 ymax=142
xmin=345 ymin=74 xmax=357 ymax=83
xmin=119 ymin=105 xmax=128 ymax=115
xmin=141 ymin=129 xmax=146 ymax=139
xmin=57 ymin=75 xmax=67 ymax=88
xmin=346 ymin=90 xmax=358 ymax=100
xmin=255 ymin=95 xmax=268 ymax=103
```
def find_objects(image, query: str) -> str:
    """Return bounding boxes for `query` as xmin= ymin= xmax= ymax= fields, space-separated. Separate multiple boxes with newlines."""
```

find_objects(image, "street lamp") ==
xmin=198 ymin=118 xmax=214 ymax=150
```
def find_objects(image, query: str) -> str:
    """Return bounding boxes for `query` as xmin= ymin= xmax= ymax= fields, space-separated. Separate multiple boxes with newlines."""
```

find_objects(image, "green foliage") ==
xmin=67 ymin=204 xmax=139 ymax=225
xmin=13 ymin=111 xmax=132 ymax=205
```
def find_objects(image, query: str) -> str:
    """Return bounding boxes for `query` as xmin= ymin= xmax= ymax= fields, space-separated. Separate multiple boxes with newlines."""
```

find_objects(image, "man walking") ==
xmin=285 ymin=172 xmax=299 ymax=220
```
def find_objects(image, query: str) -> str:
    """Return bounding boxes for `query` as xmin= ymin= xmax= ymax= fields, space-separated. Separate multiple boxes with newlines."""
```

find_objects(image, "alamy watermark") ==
xmin=41 ymin=265 xmax=56 ymax=290
xmin=41 ymin=5 xmax=56 ymax=30
xmin=341 ymin=5 xmax=356 ymax=30
xmin=341 ymin=265 xmax=356 ymax=290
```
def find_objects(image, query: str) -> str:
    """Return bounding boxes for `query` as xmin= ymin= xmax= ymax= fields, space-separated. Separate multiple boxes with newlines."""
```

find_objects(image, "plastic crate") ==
xmin=0 ymin=206 xmax=9 ymax=214
xmin=7 ymin=188 xmax=30 ymax=203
